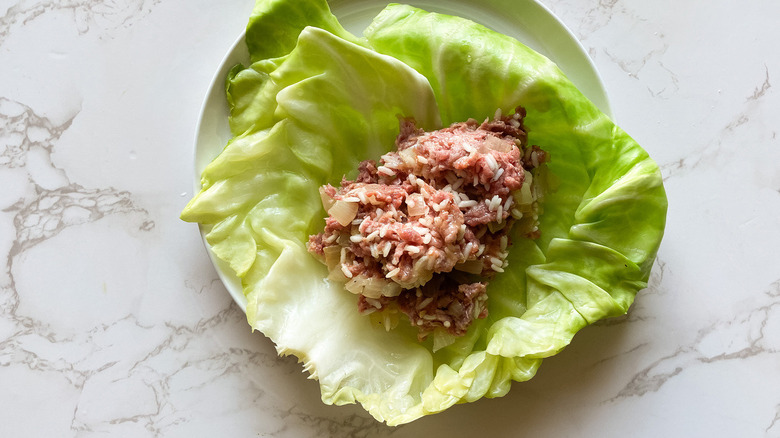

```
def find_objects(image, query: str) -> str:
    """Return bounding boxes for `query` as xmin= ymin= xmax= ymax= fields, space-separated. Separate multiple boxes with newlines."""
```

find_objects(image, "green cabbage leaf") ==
xmin=181 ymin=0 xmax=667 ymax=425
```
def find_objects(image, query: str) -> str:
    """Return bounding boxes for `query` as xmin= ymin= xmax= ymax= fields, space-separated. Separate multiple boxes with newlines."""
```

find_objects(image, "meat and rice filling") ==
xmin=307 ymin=106 xmax=548 ymax=342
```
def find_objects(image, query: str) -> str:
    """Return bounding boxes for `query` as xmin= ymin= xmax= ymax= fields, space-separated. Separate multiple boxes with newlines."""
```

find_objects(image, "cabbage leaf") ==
xmin=181 ymin=0 xmax=667 ymax=425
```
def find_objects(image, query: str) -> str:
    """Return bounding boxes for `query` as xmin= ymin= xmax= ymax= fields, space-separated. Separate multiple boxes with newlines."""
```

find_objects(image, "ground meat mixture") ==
xmin=307 ymin=106 xmax=548 ymax=343
xmin=357 ymin=276 xmax=488 ymax=339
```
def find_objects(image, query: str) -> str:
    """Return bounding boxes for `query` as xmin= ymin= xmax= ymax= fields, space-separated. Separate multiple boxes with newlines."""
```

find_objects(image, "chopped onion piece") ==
xmin=382 ymin=281 xmax=402 ymax=297
xmin=399 ymin=148 xmax=417 ymax=167
xmin=319 ymin=186 xmax=335 ymax=211
xmin=517 ymin=181 xmax=533 ymax=205
xmin=406 ymin=193 xmax=428 ymax=217
xmin=483 ymin=135 xmax=512 ymax=153
xmin=523 ymin=168 xmax=533 ymax=186
xmin=345 ymin=274 xmax=403 ymax=299
xmin=323 ymin=245 xmax=341 ymax=270
xmin=328 ymin=200 xmax=358 ymax=226
xmin=328 ymin=264 xmax=348 ymax=282
xmin=363 ymin=276 xmax=388 ymax=299
xmin=454 ymin=259 xmax=483 ymax=274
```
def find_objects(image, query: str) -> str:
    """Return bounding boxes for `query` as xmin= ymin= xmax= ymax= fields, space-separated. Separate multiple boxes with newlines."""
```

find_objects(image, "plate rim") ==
xmin=191 ymin=0 xmax=613 ymax=312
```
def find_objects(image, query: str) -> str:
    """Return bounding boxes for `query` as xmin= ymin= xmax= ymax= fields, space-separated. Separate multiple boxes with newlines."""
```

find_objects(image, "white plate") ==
xmin=192 ymin=0 xmax=612 ymax=311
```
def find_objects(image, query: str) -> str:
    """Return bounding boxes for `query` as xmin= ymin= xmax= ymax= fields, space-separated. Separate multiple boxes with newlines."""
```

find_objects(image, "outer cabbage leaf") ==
xmin=364 ymin=4 xmax=667 ymax=359
xmin=182 ymin=0 xmax=667 ymax=426
xmin=182 ymin=19 xmax=449 ymax=424
xmin=245 ymin=0 xmax=360 ymax=62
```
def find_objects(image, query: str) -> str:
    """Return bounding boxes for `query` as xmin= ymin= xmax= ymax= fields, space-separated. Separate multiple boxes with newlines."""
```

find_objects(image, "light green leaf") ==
xmin=181 ymin=0 xmax=667 ymax=425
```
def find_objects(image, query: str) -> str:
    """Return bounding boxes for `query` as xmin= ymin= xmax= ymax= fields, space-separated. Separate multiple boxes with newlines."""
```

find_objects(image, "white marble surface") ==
xmin=1 ymin=0 xmax=779 ymax=436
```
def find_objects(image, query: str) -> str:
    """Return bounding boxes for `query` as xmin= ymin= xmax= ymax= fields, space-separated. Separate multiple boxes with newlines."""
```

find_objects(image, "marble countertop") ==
xmin=2 ymin=0 xmax=779 ymax=436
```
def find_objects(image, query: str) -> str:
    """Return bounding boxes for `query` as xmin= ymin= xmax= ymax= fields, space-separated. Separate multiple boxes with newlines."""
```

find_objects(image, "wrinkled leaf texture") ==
xmin=181 ymin=0 xmax=667 ymax=425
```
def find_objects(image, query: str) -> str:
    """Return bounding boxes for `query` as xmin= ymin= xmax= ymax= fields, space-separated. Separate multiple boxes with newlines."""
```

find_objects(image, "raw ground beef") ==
xmin=307 ymin=106 xmax=548 ymax=341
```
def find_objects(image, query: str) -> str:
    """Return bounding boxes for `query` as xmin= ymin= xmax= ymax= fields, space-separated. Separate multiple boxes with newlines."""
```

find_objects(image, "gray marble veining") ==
xmin=1 ymin=0 xmax=779 ymax=436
